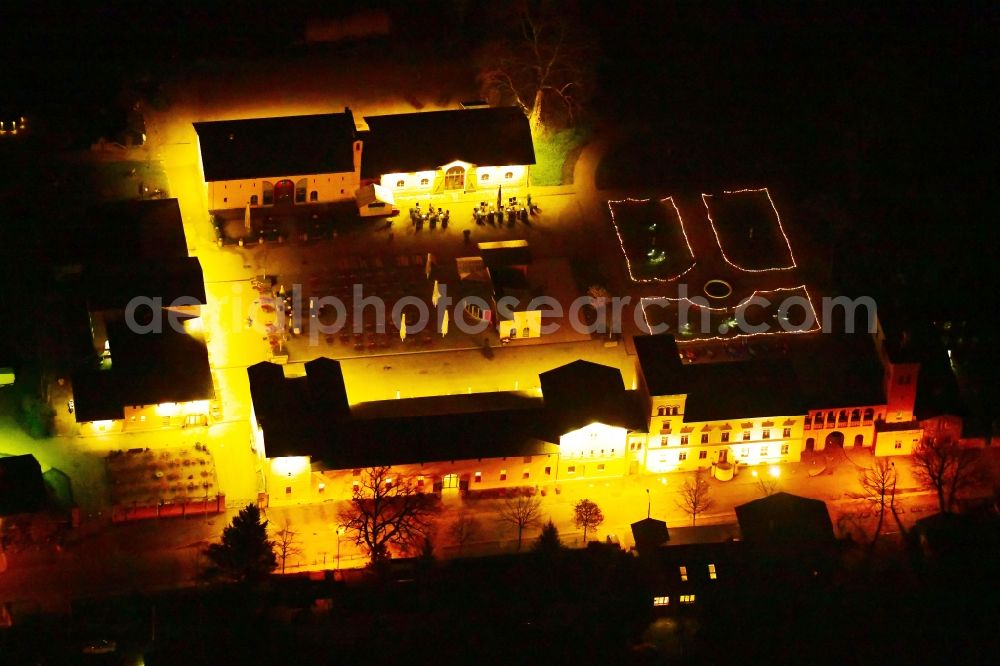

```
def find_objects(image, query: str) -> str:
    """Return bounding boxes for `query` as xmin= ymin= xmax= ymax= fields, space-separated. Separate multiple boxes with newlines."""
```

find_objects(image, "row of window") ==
xmin=564 ymin=448 xmax=617 ymax=459
xmin=679 ymin=564 xmax=717 ymax=581
xmin=653 ymin=595 xmax=697 ymax=607
xmin=661 ymin=428 xmax=791 ymax=446
xmin=662 ymin=444 xmax=789 ymax=464
xmin=806 ymin=409 xmax=877 ymax=428
xmin=392 ymin=171 xmax=519 ymax=189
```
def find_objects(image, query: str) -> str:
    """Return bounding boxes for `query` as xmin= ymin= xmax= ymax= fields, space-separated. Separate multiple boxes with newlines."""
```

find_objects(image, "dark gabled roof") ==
xmin=735 ymin=492 xmax=834 ymax=544
xmin=635 ymin=333 xmax=886 ymax=420
xmin=478 ymin=240 xmax=532 ymax=270
xmin=0 ymin=454 xmax=46 ymax=516
xmin=53 ymin=199 xmax=188 ymax=266
xmin=633 ymin=334 xmax=686 ymax=396
xmin=361 ymin=107 xmax=535 ymax=179
xmin=83 ymin=257 xmax=206 ymax=311
xmin=194 ymin=112 xmax=358 ymax=181
xmin=539 ymin=360 xmax=648 ymax=438
xmin=786 ymin=334 xmax=886 ymax=409
xmin=72 ymin=317 xmax=213 ymax=422
xmin=631 ymin=517 xmax=670 ymax=551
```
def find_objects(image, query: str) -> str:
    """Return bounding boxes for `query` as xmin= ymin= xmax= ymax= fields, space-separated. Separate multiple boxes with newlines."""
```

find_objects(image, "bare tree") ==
xmin=498 ymin=495 xmax=543 ymax=550
xmin=755 ymin=475 xmax=780 ymax=498
xmin=912 ymin=437 xmax=980 ymax=513
xmin=476 ymin=1 xmax=592 ymax=133
xmin=676 ymin=470 xmax=715 ymax=526
xmin=573 ymin=499 xmax=605 ymax=544
xmin=338 ymin=467 xmax=440 ymax=566
xmin=447 ymin=510 xmax=482 ymax=555
xmin=858 ymin=458 xmax=900 ymax=545
xmin=272 ymin=518 xmax=303 ymax=574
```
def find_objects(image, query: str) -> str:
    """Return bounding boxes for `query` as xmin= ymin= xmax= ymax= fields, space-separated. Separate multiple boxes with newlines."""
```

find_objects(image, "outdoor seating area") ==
xmin=472 ymin=196 xmax=532 ymax=228
xmin=408 ymin=204 xmax=451 ymax=230
xmin=268 ymin=253 xmax=446 ymax=355
xmin=107 ymin=445 xmax=218 ymax=506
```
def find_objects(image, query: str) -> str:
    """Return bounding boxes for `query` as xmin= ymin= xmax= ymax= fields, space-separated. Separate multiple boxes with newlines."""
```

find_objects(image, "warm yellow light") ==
xmin=768 ymin=465 xmax=781 ymax=478
xmin=751 ymin=469 xmax=759 ymax=477
xmin=271 ymin=456 xmax=310 ymax=477
xmin=156 ymin=402 xmax=178 ymax=417
xmin=92 ymin=420 xmax=114 ymax=430
xmin=184 ymin=317 xmax=204 ymax=334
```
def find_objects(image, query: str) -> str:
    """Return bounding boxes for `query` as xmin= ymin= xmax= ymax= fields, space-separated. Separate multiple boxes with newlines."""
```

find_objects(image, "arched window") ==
xmin=863 ymin=408 xmax=874 ymax=422
xmin=396 ymin=179 xmax=405 ymax=188
xmin=250 ymin=194 xmax=258 ymax=205
xmin=480 ymin=173 xmax=490 ymax=182
xmin=420 ymin=178 xmax=430 ymax=186
xmin=444 ymin=166 xmax=465 ymax=190
xmin=310 ymin=190 xmax=318 ymax=202
xmin=504 ymin=171 xmax=513 ymax=179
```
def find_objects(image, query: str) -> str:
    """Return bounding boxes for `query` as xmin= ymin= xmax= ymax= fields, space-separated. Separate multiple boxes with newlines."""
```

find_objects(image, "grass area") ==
xmin=610 ymin=199 xmax=694 ymax=281
xmin=90 ymin=160 xmax=169 ymax=201
xmin=531 ymin=125 xmax=592 ymax=186
xmin=708 ymin=191 xmax=794 ymax=270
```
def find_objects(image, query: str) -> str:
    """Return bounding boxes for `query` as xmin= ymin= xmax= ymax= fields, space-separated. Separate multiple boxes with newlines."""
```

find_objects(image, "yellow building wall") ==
xmin=207 ymin=171 xmax=360 ymax=210
xmin=380 ymin=163 xmax=529 ymax=196
xmin=874 ymin=429 xmax=923 ymax=457
xmin=804 ymin=406 xmax=883 ymax=451
xmin=268 ymin=456 xmax=313 ymax=505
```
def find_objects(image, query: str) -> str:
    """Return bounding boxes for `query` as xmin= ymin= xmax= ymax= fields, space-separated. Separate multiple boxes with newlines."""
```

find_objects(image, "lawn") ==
xmin=531 ymin=125 xmax=592 ymax=186
xmin=703 ymin=189 xmax=796 ymax=271
xmin=90 ymin=160 xmax=170 ymax=202
xmin=608 ymin=197 xmax=696 ymax=282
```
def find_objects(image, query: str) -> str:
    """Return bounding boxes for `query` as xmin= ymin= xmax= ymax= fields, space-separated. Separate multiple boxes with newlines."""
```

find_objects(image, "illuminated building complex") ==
xmin=248 ymin=327 xmax=927 ymax=505
xmin=193 ymin=106 xmax=535 ymax=212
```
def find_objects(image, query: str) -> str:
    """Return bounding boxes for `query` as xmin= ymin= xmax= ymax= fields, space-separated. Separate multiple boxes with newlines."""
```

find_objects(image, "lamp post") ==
xmin=336 ymin=525 xmax=346 ymax=570
xmin=646 ymin=488 xmax=651 ymax=519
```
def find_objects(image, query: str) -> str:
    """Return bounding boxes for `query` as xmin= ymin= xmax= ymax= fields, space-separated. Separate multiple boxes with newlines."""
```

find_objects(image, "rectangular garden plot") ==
xmin=702 ymin=188 xmax=797 ymax=271
xmin=608 ymin=197 xmax=696 ymax=282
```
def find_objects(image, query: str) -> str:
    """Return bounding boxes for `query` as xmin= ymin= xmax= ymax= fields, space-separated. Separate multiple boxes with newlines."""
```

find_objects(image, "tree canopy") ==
xmin=202 ymin=503 xmax=277 ymax=583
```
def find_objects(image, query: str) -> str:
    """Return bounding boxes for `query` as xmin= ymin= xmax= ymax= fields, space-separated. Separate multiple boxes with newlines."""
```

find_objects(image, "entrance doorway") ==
xmin=442 ymin=473 xmax=459 ymax=489
xmin=805 ymin=437 xmax=815 ymax=451
xmin=444 ymin=166 xmax=465 ymax=190
xmin=718 ymin=450 xmax=728 ymax=463
xmin=274 ymin=179 xmax=295 ymax=205
xmin=853 ymin=434 xmax=864 ymax=448
xmin=825 ymin=431 xmax=844 ymax=449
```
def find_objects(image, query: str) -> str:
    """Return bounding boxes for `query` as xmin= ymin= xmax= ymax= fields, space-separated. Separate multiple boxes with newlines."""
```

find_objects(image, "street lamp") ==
xmin=645 ymin=488 xmax=651 ymax=519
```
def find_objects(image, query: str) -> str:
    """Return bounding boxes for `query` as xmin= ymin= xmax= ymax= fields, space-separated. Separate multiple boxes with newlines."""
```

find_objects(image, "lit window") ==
xmin=396 ymin=179 xmax=405 ymax=188
xmin=420 ymin=178 xmax=430 ymax=186
xmin=545 ymin=466 xmax=551 ymax=475
xmin=480 ymin=173 xmax=490 ymax=181
xmin=474 ymin=471 xmax=482 ymax=483
xmin=679 ymin=566 xmax=688 ymax=581
xmin=385 ymin=477 xmax=394 ymax=489
xmin=286 ymin=486 xmax=292 ymax=494
xmin=781 ymin=444 xmax=789 ymax=455
xmin=700 ymin=434 xmax=709 ymax=444
xmin=721 ymin=432 xmax=729 ymax=443
xmin=678 ymin=452 xmax=687 ymax=461
xmin=762 ymin=429 xmax=771 ymax=439
xmin=417 ymin=475 xmax=425 ymax=487
xmin=760 ymin=446 xmax=769 ymax=456
xmin=708 ymin=563 xmax=717 ymax=580
xmin=352 ymin=480 xmax=360 ymax=491
xmin=699 ymin=450 xmax=707 ymax=459
xmin=894 ymin=441 xmax=902 ymax=449
xmin=597 ymin=463 xmax=605 ymax=472
xmin=680 ymin=594 xmax=695 ymax=604
xmin=568 ymin=466 xmax=576 ymax=474
xmin=653 ymin=596 xmax=670 ymax=607
xmin=743 ymin=430 xmax=751 ymax=441
xmin=681 ymin=435 xmax=689 ymax=445
xmin=783 ymin=427 xmax=791 ymax=438
xmin=504 ymin=171 xmax=513 ymax=179
xmin=522 ymin=470 xmax=530 ymax=479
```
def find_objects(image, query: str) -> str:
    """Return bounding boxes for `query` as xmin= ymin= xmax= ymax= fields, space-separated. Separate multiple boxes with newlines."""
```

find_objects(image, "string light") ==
xmin=639 ymin=285 xmax=822 ymax=342
xmin=702 ymin=188 xmax=798 ymax=272
xmin=607 ymin=197 xmax=697 ymax=283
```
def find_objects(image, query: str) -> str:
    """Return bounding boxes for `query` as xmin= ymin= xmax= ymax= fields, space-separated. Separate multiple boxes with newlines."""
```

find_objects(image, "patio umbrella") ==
xmin=244 ymin=203 xmax=251 ymax=232
xmin=497 ymin=185 xmax=502 ymax=210
xmin=432 ymin=280 xmax=440 ymax=307
xmin=440 ymin=309 xmax=450 ymax=337
xmin=399 ymin=316 xmax=407 ymax=341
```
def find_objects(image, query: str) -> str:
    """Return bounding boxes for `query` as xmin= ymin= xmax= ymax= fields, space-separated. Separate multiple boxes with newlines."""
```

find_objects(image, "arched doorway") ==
xmin=825 ymin=431 xmax=844 ymax=449
xmin=805 ymin=437 xmax=815 ymax=451
xmin=853 ymin=434 xmax=864 ymax=447
xmin=274 ymin=179 xmax=295 ymax=205
xmin=444 ymin=165 xmax=465 ymax=190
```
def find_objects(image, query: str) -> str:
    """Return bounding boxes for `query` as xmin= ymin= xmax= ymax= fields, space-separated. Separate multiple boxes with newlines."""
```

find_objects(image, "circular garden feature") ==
xmin=703 ymin=279 xmax=733 ymax=300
